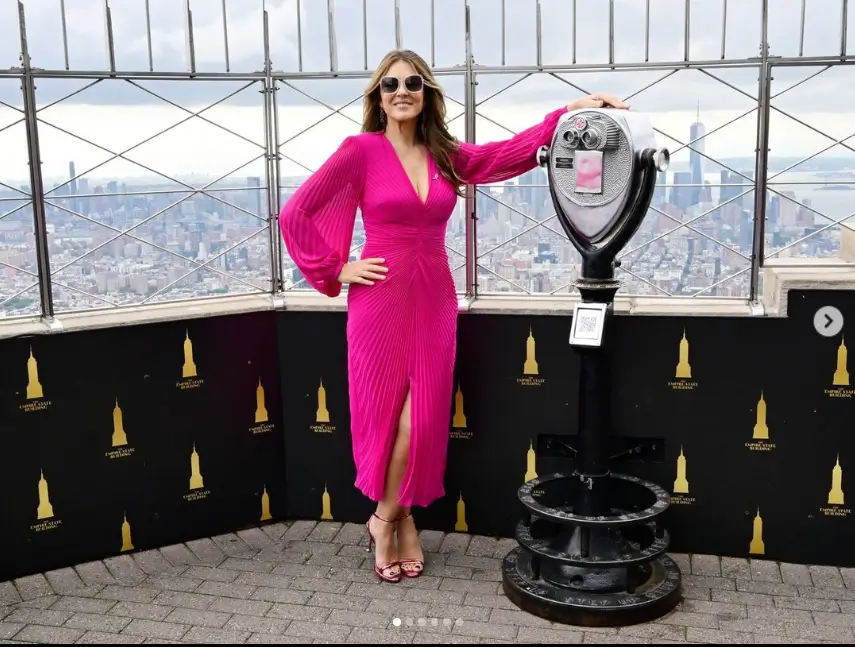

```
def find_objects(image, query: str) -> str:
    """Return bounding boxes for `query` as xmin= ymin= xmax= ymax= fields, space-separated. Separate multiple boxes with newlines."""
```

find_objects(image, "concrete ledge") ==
xmin=0 ymin=293 xmax=278 ymax=341
xmin=465 ymin=294 xmax=756 ymax=317
xmin=0 ymin=292 xmax=756 ymax=341
xmin=4 ymin=258 xmax=855 ymax=340
xmin=762 ymin=258 xmax=855 ymax=317
xmin=279 ymin=291 xmax=348 ymax=312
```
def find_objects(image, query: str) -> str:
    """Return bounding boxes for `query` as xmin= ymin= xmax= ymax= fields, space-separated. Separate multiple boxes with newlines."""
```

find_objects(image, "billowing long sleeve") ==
xmin=452 ymin=106 xmax=568 ymax=185
xmin=279 ymin=135 xmax=365 ymax=297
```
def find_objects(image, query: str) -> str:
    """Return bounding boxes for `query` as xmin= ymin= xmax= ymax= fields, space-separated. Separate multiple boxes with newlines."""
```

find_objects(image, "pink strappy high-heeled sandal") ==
xmin=366 ymin=513 xmax=401 ymax=583
xmin=396 ymin=512 xmax=424 ymax=578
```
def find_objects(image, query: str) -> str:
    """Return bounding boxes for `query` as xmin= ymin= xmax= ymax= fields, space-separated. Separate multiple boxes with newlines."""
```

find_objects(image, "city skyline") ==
xmin=0 ymin=106 xmax=850 ymax=317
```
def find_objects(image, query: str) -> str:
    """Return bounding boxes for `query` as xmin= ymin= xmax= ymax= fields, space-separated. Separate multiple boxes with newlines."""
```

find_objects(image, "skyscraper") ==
xmin=689 ymin=103 xmax=705 ymax=207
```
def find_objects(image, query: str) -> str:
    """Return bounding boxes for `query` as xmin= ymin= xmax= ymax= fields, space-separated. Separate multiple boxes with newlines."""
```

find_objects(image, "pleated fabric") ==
xmin=279 ymin=106 xmax=568 ymax=508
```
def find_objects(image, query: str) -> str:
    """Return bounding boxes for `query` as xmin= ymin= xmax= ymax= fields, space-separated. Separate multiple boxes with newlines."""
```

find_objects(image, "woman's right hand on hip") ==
xmin=337 ymin=258 xmax=388 ymax=285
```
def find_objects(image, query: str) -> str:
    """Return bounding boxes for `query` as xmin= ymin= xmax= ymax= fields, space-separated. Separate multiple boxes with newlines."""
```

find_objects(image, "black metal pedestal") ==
xmin=501 ymin=278 xmax=682 ymax=627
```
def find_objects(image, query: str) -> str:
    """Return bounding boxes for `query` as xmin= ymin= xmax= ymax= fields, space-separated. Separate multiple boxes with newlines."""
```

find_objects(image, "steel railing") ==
xmin=2 ymin=0 xmax=855 ymax=319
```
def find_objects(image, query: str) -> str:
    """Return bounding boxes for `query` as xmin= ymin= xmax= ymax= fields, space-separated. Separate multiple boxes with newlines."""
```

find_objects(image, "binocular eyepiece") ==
xmin=539 ymin=107 xmax=669 ymax=281
xmin=561 ymin=115 xmax=622 ymax=153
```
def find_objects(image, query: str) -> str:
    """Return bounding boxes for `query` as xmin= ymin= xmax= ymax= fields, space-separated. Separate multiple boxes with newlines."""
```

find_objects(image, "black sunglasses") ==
xmin=380 ymin=75 xmax=424 ymax=94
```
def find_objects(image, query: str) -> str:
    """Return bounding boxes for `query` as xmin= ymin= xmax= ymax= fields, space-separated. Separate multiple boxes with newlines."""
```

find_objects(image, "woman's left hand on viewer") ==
xmin=568 ymin=93 xmax=629 ymax=111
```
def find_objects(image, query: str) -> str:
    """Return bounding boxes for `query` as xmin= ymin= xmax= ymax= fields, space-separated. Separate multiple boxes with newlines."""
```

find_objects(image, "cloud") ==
xmin=0 ymin=0 xmax=851 ymax=112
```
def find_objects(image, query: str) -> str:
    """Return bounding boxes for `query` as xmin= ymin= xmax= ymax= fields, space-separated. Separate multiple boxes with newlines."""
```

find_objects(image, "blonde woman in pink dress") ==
xmin=279 ymin=49 xmax=628 ymax=583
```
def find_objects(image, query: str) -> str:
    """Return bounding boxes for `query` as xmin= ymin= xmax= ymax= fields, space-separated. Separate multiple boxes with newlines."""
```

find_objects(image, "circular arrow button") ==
xmin=814 ymin=306 xmax=844 ymax=338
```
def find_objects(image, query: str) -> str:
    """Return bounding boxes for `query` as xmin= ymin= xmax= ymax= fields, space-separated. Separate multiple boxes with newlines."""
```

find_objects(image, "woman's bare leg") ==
xmin=368 ymin=389 xmax=412 ymax=579
xmin=389 ymin=393 xmax=424 ymax=575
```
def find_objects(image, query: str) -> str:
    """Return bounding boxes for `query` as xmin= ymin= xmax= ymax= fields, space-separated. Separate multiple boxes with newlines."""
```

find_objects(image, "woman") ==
xmin=279 ymin=49 xmax=628 ymax=583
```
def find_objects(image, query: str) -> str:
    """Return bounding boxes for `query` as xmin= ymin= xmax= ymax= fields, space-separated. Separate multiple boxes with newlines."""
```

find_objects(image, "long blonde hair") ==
xmin=362 ymin=49 xmax=464 ymax=197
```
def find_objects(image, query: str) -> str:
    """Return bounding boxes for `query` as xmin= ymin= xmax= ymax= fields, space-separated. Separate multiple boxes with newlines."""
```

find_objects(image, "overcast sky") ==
xmin=1 ymin=0 xmax=854 ymax=183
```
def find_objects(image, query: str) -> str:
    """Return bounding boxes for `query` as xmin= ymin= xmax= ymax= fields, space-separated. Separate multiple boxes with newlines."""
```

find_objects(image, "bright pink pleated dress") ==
xmin=279 ymin=106 xmax=568 ymax=507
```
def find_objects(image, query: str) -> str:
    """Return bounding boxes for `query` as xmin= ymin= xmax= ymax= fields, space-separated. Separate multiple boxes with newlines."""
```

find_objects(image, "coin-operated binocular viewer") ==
xmin=501 ymin=109 xmax=683 ymax=627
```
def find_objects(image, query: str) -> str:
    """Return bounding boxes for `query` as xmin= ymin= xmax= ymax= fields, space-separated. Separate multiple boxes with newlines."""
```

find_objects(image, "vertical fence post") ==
xmin=270 ymin=79 xmax=283 ymax=294
xmin=261 ymin=8 xmax=282 ymax=294
xmin=18 ymin=2 xmax=55 ymax=318
xmin=749 ymin=0 xmax=771 ymax=303
xmin=463 ymin=2 xmax=478 ymax=297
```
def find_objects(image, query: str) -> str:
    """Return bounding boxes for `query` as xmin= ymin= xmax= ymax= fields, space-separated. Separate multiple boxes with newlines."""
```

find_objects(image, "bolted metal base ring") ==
xmin=501 ymin=548 xmax=682 ymax=627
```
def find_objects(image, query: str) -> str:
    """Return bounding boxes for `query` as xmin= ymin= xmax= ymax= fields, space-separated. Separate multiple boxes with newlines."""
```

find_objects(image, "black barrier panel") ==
xmin=774 ymin=290 xmax=855 ymax=566
xmin=0 ymin=311 xmax=285 ymax=582
xmin=277 ymin=289 xmax=855 ymax=568
xmin=276 ymin=310 xmax=371 ymax=527
xmin=1 ymin=287 xmax=854 ymax=581
xmin=139 ymin=313 xmax=286 ymax=551
xmin=605 ymin=314 xmax=792 ymax=561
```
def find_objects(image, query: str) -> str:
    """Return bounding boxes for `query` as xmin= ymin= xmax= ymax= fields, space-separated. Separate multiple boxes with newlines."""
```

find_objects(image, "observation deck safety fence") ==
xmin=1 ymin=0 xmax=855 ymax=323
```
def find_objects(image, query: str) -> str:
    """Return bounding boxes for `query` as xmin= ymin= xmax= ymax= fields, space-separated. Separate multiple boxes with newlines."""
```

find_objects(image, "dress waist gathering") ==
xmin=361 ymin=227 xmax=448 ymax=247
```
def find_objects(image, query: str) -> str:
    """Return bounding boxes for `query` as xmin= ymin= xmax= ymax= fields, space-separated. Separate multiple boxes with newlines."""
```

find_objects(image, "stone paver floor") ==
xmin=0 ymin=520 xmax=852 ymax=644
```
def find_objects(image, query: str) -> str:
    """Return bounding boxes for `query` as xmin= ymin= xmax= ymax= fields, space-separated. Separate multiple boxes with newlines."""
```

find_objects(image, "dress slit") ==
xmin=399 ymin=377 xmax=415 ymax=507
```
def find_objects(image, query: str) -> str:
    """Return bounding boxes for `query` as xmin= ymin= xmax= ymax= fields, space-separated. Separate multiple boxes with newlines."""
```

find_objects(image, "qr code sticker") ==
xmin=577 ymin=313 xmax=598 ymax=335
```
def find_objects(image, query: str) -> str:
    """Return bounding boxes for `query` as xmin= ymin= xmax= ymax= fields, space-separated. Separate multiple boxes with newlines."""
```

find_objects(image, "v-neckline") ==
xmin=382 ymin=135 xmax=432 ymax=207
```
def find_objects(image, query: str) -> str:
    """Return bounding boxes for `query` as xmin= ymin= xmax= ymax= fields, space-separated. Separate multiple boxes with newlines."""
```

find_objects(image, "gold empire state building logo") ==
xmin=671 ymin=446 xmax=694 ymax=505
xmin=670 ymin=328 xmax=698 ymax=391
xmin=261 ymin=485 xmax=272 ymax=521
xmin=320 ymin=483 xmax=333 ymax=520
xmin=22 ymin=346 xmax=50 ymax=412
xmin=676 ymin=329 xmax=691 ymax=378
xmin=821 ymin=455 xmax=850 ymax=517
xmin=37 ymin=469 xmax=54 ymax=520
xmin=316 ymin=379 xmax=329 ymax=422
xmin=753 ymin=392 xmax=768 ymax=439
xmin=184 ymin=443 xmax=210 ymax=502
xmin=746 ymin=391 xmax=775 ymax=451
xmin=828 ymin=336 xmax=853 ymax=398
xmin=829 ymin=455 xmax=844 ymax=506
xmin=673 ymin=446 xmax=689 ymax=494
xmin=834 ymin=336 xmax=849 ymax=385
xmin=525 ymin=441 xmax=538 ymax=483
xmin=452 ymin=384 xmax=466 ymax=428
xmin=524 ymin=327 xmax=538 ymax=374
xmin=450 ymin=384 xmax=471 ymax=439
xmin=311 ymin=379 xmax=335 ymax=433
xmin=32 ymin=469 xmax=61 ymax=532
xmin=189 ymin=443 xmax=204 ymax=490
xmin=178 ymin=330 xmax=203 ymax=389
xmin=255 ymin=379 xmax=268 ymax=423
xmin=112 ymin=399 xmax=128 ymax=447
xmin=518 ymin=327 xmax=545 ymax=386
xmin=455 ymin=492 xmax=468 ymax=532
xmin=749 ymin=507 xmax=765 ymax=555
xmin=107 ymin=399 xmax=135 ymax=459
xmin=121 ymin=512 xmax=134 ymax=552
xmin=251 ymin=379 xmax=274 ymax=435
xmin=183 ymin=330 xmax=197 ymax=377
xmin=26 ymin=346 xmax=43 ymax=399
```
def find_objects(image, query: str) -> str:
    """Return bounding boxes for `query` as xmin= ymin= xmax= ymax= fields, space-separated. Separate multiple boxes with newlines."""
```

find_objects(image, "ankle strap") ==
xmin=372 ymin=512 xmax=397 ymax=524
